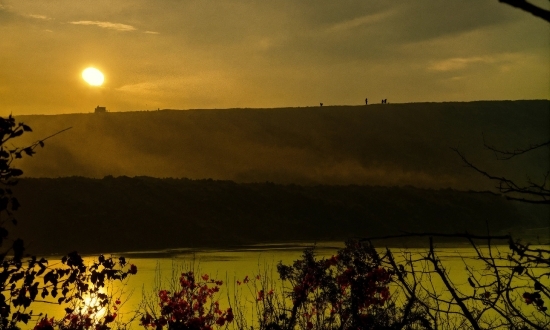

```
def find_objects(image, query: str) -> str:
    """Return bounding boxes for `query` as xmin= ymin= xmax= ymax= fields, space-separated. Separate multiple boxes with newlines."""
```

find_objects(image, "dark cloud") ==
xmin=382 ymin=2 xmax=521 ymax=42
xmin=0 ymin=4 xmax=22 ymax=24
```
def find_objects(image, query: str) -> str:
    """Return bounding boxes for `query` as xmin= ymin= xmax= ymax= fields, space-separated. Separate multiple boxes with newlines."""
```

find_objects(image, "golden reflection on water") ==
xmin=22 ymin=242 xmax=549 ymax=329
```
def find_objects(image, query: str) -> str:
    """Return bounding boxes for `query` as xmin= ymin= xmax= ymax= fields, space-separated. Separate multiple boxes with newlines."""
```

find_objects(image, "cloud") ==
xmin=144 ymin=30 xmax=159 ymax=34
xmin=327 ymin=11 xmax=393 ymax=32
xmin=428 ymin=53 xmax=525 ymax=72
xmin=429 ymin=57 xmax=493 ymax=72
xmin=116 ymin=82 xmax=160 ymax=94
xmin=28 ymin=14 xmax=51 ymax=20
xmin=69 ymin=20 xmax=136 ymax=31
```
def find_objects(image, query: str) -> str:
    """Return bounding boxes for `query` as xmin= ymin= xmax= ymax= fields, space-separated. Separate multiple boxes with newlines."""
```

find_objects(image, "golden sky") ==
xmin=1 ymin=1 xmax=549 ymax=115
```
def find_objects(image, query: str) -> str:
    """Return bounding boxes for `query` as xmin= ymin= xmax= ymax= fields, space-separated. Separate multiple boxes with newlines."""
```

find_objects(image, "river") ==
xmin=19 ymin=241 xmax=549 ymax=329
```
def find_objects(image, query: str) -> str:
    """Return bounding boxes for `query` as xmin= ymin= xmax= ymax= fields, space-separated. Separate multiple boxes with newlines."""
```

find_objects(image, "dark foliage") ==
xmin=11 ymin=177 xmax=547 ymax=255
xmin=0 ymin=116 xmax=137 ymax=330
xmin=270 ymin=241 xmax=401 ymax=330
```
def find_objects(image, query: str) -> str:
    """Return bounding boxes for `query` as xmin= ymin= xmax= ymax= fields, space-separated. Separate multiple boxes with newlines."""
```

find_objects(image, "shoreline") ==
xmin=34 ymin=238 xmax=549 ymax=259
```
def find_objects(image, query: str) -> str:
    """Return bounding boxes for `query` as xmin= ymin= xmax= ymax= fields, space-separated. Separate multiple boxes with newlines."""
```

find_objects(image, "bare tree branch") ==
xmin=483 ymin=135 xmax=550 ymax=160
xmin=451 ymin=147 xmax=550 ymax=204
xmin=372 ymin=233 xmax=550 ymax=329
xmin=499 ymin=0 xmax=550 ymax=23
xmin=427 ymin=237 xmax=482 ymax=330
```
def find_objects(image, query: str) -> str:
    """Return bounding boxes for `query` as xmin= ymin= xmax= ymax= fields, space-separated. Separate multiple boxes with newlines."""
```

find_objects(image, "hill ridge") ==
xmin=12 ymin=100 xmax=550 ymax=192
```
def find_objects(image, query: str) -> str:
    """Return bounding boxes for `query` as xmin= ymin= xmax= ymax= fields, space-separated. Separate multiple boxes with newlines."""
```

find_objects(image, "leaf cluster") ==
xmin=0 ymin=115 xmax=135 ymax=330
xmin=232 ymin=241 xmax=426 ymax=330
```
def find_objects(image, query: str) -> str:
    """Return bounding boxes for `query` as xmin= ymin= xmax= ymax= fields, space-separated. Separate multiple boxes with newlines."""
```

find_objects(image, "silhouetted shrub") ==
xmin=139 ymin=271 xmax=233 ymax=330
xmin=0 ymin=116 xmax=137 ymax=330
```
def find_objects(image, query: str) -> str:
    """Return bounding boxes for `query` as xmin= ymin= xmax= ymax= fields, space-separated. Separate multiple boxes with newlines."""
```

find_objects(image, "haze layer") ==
xmin=15 ymin=100 xmax=550 ymax=191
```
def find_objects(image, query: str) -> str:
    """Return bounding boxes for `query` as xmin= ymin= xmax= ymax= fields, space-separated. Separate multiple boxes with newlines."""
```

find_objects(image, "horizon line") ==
xmin=9 ymin=99 xmax=550 ymax=117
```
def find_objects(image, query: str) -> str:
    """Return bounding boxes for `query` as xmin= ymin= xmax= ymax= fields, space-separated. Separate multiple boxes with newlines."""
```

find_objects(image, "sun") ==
xmin=82 ymin=67 xmax=104 ymax=86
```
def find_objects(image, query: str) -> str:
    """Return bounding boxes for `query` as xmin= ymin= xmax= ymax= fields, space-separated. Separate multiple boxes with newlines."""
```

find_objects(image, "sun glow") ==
xmin=82 ymin=67 xmax=104 ymax=86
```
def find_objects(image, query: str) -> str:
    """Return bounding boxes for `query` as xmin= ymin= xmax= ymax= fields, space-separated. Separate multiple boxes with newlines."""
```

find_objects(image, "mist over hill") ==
xmin=11 ymin=177 xmax=548 ymax=255
xmin=15 ymin=100 xmax=550 ymax=191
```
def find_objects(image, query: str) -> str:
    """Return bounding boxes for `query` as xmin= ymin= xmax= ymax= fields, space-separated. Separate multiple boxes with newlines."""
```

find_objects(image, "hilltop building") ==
xmin=94 ymin=106 xmax=107 ymax=113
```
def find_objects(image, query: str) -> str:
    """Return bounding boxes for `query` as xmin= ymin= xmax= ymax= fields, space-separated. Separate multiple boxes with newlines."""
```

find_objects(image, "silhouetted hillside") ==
xmin=15 ymin=100 xmax=550 ymax=191
xmin=11 ymin=177 xmax=548 ymax=255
